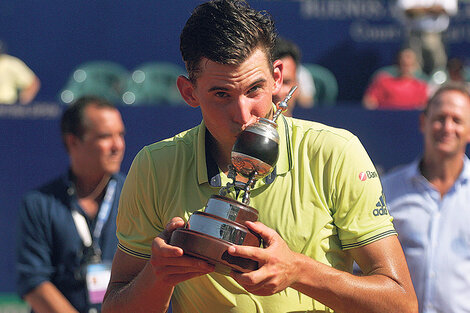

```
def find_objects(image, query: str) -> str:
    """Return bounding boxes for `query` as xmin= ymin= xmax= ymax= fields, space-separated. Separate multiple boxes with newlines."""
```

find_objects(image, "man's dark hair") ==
xmin=424 ymin=82 xmax=470 ymax=115
xmin=180 ymin=0 xmax=277 ymax=82
xmin=272 ymin=36 xmax=301 ymax=66
xmin=60 ymin=95 xmax=116 ymax=143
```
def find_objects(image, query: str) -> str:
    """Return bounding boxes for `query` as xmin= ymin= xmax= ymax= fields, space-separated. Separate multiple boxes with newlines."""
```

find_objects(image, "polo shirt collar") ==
xmin=196 ymin=120 xmax=209 ymax=185
xmin=196 ymin=113 xmax=293 ymax=186
xmin=409 ymin=155 xmax=470 ymax=185
xmin=275 ymin=113 xmax=292 ymax=175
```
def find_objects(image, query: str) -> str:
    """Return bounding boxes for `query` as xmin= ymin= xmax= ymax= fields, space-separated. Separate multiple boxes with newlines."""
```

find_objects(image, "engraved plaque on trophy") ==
xmin=170 ymin=87 xmax=297 ymax=274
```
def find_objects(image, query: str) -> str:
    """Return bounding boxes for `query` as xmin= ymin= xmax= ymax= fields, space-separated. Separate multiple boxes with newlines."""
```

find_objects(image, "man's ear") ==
xmin=419 ymin=112 xmax=426 ymax=135
xmin=272 ymin=59 xmax=283 ymax=96
xmin=64 ymin=133 xmax=79 ymax=152
xmin=177 ymin=75 xmax=199 ymax=108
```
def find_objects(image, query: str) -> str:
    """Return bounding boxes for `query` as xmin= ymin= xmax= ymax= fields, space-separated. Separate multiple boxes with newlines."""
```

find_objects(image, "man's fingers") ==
xmin=227 ymin=245 xmax=266 ymax=263
xmin=159 ymin=217 xmax=186 ymax=241
xmin=153 ymin=235 xmax=184 ymax=257
xmin=244 ymin=221 xmax=277 ymax=246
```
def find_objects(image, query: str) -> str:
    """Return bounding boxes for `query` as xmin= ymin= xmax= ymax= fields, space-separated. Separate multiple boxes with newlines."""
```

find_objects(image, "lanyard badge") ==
xmin=72 ymin=179 xmax=117 ymax=306
xmin=86 ymin=261 xmax=112 ymax=304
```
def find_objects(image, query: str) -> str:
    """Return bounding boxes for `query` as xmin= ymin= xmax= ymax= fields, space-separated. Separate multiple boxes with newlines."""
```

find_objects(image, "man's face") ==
xmin=273 ymin=56 xmax=298 ymax=106
xmin=187 ymin=48 xmax=282 ymax=151
xmin=71 ymin=105 xmax=126 ymax=177
xmin=398 ymin=49 xmax=417 ymax=77
xmin=421 ymin=90 xmax=470 ymax=158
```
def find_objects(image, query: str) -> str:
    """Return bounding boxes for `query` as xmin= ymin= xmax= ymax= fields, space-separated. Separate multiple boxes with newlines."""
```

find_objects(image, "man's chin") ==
xmin=105 ymin=166 xmax=121 ymax=175
xmin=434 ymin=145 xmax=460 ymax=156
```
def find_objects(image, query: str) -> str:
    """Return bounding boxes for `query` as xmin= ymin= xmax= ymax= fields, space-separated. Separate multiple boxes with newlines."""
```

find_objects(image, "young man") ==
xmin=382 ymin=83 xmax=470 ymax=313
xmin=17 ymin=96 xmax=126 ymax=313
xmin=103 ymin=1 xmax=417 ymax=312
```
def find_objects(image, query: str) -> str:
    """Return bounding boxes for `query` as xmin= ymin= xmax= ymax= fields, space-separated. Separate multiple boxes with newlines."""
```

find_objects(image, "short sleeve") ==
xmin=116 ymin=146 xmax=162 ymax=259
xmin=364 ymin=75 xmax=384 ymax=104
xmin=331 ymin=136 xmax=396 ymax=249
xmin=11 ymin=57 xmax=35 ymax=89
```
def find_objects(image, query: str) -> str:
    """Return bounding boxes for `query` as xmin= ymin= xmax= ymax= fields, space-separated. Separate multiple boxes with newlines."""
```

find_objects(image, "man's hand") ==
xmin=150 ymin=217 xmax=215 ymax=287
xmin=228 ymin=221 xmax=300 ymax=296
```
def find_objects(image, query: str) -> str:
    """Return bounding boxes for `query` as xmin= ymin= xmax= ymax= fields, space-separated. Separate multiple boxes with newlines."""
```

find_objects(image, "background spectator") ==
xmin=0 ymin=40 xmax=40 ymax=105
xmin=382 ymin=83 xmax=470 ymax=313
xmin=272 ymin=36 xmax=315 ymax=116
xmin=363 ymin=48 xmax=428 ymax=110
xmin=428 ymin=57 xmax=470 ymax=95
xmin=396 ymin=0 xmax=458 ymax=75
xmin=17 ymin=96 xmax=126 ymax=313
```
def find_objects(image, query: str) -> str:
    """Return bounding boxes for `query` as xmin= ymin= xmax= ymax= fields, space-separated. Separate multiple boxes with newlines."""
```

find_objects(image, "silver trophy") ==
xmin=170 ymin=87 xmax=297 ymax=274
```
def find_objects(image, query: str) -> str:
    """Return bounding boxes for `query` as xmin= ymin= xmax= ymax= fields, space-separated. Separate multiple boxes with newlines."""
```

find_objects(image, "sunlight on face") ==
xmin=422 ymin=90 xmax=470 ymax=157
xmin=191 ymin=48 xmax=280 ymax=151
xmin=75 ymin=106 xmax=126 ymax=177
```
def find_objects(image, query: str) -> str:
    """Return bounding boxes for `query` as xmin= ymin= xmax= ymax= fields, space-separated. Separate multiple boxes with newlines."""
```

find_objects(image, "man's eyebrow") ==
xmin=249 ymin=78 xmax=267 ymax=88
xmin=207 ymin=78 xmax=267 ymax=93
xmin=208 ymin=86 xmax=229 ymax=92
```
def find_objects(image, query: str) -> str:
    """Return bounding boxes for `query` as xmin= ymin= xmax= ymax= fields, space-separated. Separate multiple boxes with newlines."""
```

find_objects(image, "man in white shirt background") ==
xmin=382 ymin=83 xmax=470 ymax=313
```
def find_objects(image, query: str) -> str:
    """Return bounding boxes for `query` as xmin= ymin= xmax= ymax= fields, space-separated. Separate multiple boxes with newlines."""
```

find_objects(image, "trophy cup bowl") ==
xmin=231 ymin=118 xmax=280 ymax=180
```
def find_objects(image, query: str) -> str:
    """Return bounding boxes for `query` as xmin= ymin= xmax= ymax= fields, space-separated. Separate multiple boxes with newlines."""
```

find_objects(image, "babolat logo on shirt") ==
xmin=373 ymin=193 xmax=389 ymax=216
xmin=358 ymin=170 xmax=378 ymax=181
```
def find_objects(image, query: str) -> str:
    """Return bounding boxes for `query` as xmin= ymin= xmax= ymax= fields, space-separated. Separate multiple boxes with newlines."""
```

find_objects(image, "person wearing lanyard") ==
xmin=16 ymin=96 xmax=126 ymax=313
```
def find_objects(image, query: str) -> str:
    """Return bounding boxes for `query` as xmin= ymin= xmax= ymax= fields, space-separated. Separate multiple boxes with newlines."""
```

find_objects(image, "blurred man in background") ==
xmin=0 ymin=40 xmax=40 ymax=104
xmin=396 ymin=0 xmax=458 ymax=75
xmin=272 ymin=36 xmax=315 ymax=116
xmin=17 ymin=96 xmax=126 ymax=313
xmin=383 ymin=83 xmax=470 ymax=313
xmin=363 ymin=48 xmax=428 ymax=110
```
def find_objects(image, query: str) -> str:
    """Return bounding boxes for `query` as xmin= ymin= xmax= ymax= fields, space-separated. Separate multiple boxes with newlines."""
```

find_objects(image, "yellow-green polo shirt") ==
xmin=116 ymin=114 xmax=396 ymax=313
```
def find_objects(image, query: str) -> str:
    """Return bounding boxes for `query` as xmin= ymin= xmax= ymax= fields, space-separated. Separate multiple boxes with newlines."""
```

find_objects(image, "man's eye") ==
xmin=215 ymin=92 xmax=228 ymax=98
xmin=248 ymin=85 xmax=261 ymax=94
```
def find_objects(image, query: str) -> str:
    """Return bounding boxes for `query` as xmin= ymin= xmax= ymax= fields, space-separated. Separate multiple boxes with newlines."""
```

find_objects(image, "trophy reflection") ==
xmin=170 ymin=87 xmax=297 ymax=274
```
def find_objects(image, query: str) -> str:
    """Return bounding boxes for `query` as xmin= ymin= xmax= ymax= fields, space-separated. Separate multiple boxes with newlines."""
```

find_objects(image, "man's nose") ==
xmin=112 ymin=134 xmax=125 ymax=152
xmin=443 ymin=117 xmax=456 ymax=132
xmin=231 ymin=96 xmax=254 ymax=126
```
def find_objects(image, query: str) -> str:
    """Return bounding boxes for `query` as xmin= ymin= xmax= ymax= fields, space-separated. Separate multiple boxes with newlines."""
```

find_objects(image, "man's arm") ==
xmin=19 ymin=76 xmax=40 ymax=104
xmin=363 ymin=75 xmax=381 ymax=110
xmin=102 ymin=249 xmax=172 ymax=313
xmin=24 ymin=281 xmax=78 ymax=313
xmin=362 ymin=94 xmax=379 ymax=110
xmin=405 ymin=5 xmax=446 ymax=18
xmin=229 ymin=221 xmax=418 ymax=313
xmin=102 ymin=218 xmax=214 ymax=313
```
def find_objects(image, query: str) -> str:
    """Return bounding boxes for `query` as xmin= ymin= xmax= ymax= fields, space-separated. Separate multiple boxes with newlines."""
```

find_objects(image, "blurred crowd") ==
xmin=0 ymin=1 xmax=465 ymax=111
